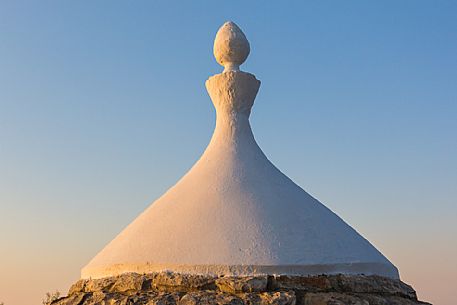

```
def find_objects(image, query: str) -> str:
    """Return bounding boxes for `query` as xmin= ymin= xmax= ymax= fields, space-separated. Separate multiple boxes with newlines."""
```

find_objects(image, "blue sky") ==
xmin=1 ymin=1 xmax=456 ymax=304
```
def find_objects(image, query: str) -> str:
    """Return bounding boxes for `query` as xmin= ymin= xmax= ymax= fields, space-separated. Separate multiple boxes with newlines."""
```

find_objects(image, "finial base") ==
xmin=206 ymin=71 xmax=260 ymax=116
xmin=223 ymin=63 xmax=240 ymax=72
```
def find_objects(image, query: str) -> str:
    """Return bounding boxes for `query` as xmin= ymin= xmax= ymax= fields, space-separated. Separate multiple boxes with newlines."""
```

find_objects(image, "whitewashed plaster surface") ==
xmin=82 ymin=22 xmax=399 ymax=280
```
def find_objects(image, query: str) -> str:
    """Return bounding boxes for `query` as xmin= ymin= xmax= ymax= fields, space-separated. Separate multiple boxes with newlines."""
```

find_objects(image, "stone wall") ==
xmin=51 ymin=272 xmax=431 ymax=305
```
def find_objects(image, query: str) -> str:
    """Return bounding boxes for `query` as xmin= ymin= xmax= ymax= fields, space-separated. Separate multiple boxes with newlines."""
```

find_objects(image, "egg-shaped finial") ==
xmin=213 ymin=21 xmax=250 ymax=72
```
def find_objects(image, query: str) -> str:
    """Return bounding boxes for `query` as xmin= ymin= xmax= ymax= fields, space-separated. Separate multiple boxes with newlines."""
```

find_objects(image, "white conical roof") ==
xmin=82 ymin=22 xmax=399 ymax=280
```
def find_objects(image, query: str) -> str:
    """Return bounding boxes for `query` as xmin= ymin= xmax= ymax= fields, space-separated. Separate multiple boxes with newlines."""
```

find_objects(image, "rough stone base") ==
xmin=52 ymin=272 xmax=431 ymax=305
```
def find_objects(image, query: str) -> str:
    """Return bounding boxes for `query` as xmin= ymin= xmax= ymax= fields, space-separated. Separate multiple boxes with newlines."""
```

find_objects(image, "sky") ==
xmin=0 ymin=1 xmax=456 ymax=304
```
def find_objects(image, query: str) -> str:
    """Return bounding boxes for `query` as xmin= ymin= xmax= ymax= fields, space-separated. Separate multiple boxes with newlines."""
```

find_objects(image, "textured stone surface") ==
xmin=300 ymin=292 xmax=425 ymax=305
xmin=215 ymin=276 xmax=268 ymax=293
xmin=153 ymin=272 xmax=217 ymax=292
xmin=270 ymin=274 xmax=417 ymax=299
xmin=52 ymin=272 xmax=430 ymax=305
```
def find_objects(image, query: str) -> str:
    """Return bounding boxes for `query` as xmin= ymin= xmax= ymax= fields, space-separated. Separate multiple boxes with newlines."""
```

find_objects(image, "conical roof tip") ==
xmin=81 ymin=22 xmax=399 ymax=280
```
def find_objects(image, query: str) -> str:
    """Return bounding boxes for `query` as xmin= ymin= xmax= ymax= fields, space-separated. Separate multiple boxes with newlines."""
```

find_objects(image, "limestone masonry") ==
xmin=52 ymin=272 xmax=430 ymax=305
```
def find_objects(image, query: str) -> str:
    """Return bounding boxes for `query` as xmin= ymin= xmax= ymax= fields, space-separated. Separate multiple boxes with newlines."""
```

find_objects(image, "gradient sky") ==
xmin=1 ymin=1 xmax=456 ymax=304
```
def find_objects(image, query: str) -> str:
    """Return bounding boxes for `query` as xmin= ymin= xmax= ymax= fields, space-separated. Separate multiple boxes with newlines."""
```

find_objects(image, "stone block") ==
xmin=215 ymin=275 xmax=268 ymax=293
